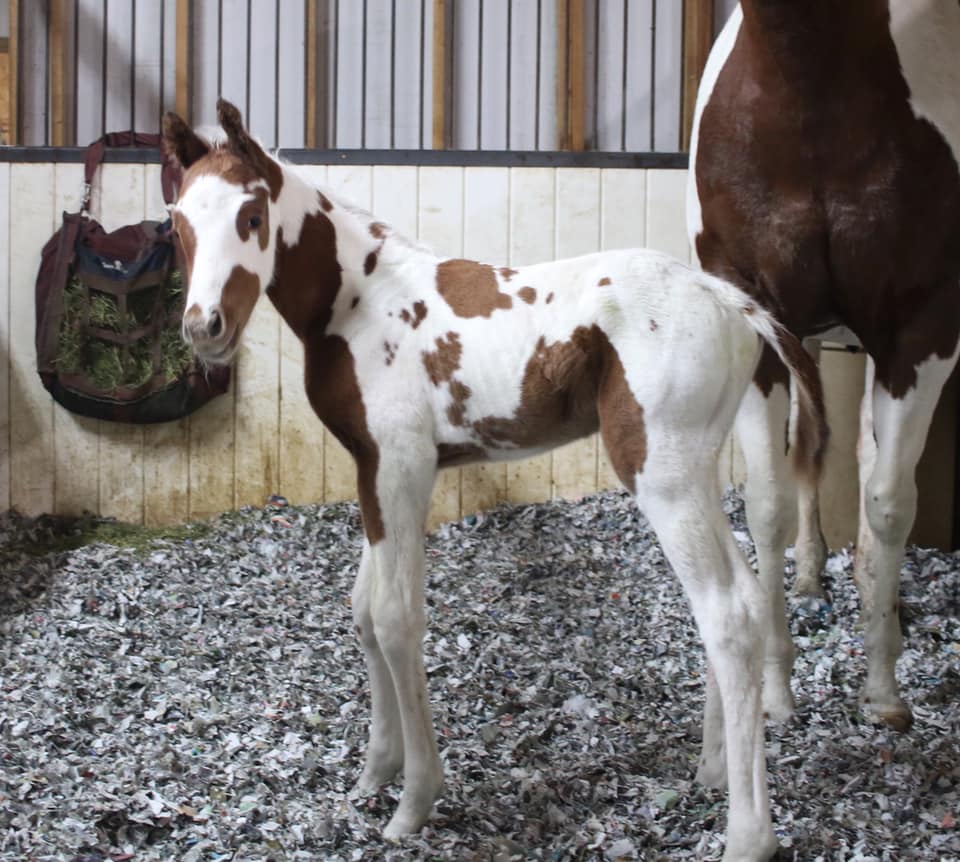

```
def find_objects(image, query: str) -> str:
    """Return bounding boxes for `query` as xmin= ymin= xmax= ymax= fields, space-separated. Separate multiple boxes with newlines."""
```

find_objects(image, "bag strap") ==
xmin=82 ymin=132 xmax=182 ymax=212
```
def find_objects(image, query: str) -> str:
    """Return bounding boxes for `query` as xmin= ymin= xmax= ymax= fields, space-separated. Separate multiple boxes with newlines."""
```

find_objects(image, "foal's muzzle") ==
xmin=183 ymin=303 xmax=235 ymax=364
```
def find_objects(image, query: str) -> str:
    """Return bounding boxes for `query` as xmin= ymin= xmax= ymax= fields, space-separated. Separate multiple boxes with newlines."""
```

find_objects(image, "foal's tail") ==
xmin=703 ymin=273 xmax=829 ymax=485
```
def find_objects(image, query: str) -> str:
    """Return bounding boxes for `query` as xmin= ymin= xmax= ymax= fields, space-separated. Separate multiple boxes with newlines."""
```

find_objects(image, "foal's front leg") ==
xmin=355 ymin=449 xmax=443 ymax=838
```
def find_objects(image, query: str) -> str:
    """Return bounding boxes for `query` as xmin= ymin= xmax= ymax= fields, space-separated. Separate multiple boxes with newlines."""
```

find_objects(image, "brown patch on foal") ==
xmin=364 ymin=250 xmax=378 ymax=276
xmin=517 ymin=286 xmax=537 ymax=305
xmin=598 ymin=277 xmax=612 ymax=287
xmin=369 ymin=222 xmax=388 ymax=239
xmin=436 ymin=260 xmax=513 ymax=318
xmin=499 ymin=267 xmax=518 ymax=281
xmin=597 ymin=338 xmax=647 ymax=493
xmin=236 ymin=187 xmax=270 ymax=250
xmin=400 ymin=301 xmax=428 ymax=329
xmin=422 ymin=332 xmax=463 ymax=385
xmin=221 ymin=265 xmax=261 ymax=337
xmin=545 ymin=292 xmax=554 ymax=304
xmin=473 ymin=327 xmax=604 ymax=450
xmin=446 ymin=380 xmax=472 ymax=427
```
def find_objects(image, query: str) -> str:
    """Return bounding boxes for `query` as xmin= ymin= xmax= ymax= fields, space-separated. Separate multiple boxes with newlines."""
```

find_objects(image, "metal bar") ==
xmin=418 ymin=0 xmax=425 ymax=148
xmin=101 ymin=0 xmax=108 ymax=135
xmin=274 ymin=0 xmax=280 ymax=146
xmin=332 ymin=0 xmax=339 ymax=146
xmin=534 ymin=0 xmax=540 ymax=150
xmin=650 ymin=0 xmax=657 ymax=151
xmin=217 ymin=0 xmax=223 ymax=103
xmin=245 ymin=0 xmax=252 ymax=123
xmin=505 ymin=0 xmax=511 ymax=148
xmin=305 ymin=0 xmax=316 ymax=146
xmin=476 ymin=0 xmax=483 ymax=149
xmin=682 ymin=0 xmax=713 ymax=150
xmin=0 ymin=145 xmax=691 ymax=169
xmin=620 ymin=0 xmax=627 ymax=152
xmin=160 ymin=0 xmax=166 ymax=118
xmin=592 ymin=0 xmax=599 ymax=150
xmin=556 ymin=0 xmax=567 ymax=149
xmin=130 ymin=0 xmax=136 ymax=131
xmin=361 ymin=0 xmax=367 ymax=148
xmin=390 ymin=0 xmax=396 ymax=149
xmin=175 ymin=0 xmax=191 ymax=119
xmin=73 ymin=0 xmax=79 ymax=142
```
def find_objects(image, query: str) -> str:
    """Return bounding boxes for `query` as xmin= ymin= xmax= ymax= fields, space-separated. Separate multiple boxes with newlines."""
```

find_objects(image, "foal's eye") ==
xmin=249 ymin=215 xmax=263 ymax=229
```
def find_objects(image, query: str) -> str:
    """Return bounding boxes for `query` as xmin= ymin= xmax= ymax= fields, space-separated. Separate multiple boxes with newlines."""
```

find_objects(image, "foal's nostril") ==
xmin=208 ymin=309 xmax=224 ymax=339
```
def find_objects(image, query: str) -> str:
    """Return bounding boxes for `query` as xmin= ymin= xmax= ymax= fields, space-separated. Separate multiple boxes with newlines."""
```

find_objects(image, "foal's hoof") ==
xmin=863 ymin=695 xmax=913 ymax=733
xmin=792 ymin=572 xmax=826 ymax=598
xmin=695 ymin=750 xmax=728 ymax=790
xmin=382 ymin=777 xmax=444 ymax=840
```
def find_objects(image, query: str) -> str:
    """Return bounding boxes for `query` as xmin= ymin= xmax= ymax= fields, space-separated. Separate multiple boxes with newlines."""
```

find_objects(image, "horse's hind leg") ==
xmin=636 ymin=457 xmax=777 ymax=862
xmin=856 ymin=344 xmax=959 ymax=731
xmin=792 ymin=340 xmax=828 ymax=597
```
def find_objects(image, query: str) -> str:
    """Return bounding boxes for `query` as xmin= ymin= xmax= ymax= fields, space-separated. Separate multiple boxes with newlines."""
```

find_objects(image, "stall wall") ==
xmin=2 ymin=161 xmax=934 ymax=548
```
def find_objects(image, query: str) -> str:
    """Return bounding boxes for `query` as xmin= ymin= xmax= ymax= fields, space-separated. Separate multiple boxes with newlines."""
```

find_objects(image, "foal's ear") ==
xmin=162 ymin=112 xmax=211 ymax=170
xmin=217 ymin=98 xmax=283 ymax=200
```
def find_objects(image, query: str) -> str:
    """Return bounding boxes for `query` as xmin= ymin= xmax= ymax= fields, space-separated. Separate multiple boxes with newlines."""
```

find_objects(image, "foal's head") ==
xmin=163 ymin=99 xmax=283 ymax=364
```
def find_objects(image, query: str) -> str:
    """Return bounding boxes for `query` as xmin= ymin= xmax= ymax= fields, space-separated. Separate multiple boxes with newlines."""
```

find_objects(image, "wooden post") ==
xmin=8 ymin=0 xmax=18 ymax=145
xmin=557 ymin=0 xmax=586 ymax=152
xmin=432 ymin=0 xmax=448 ymax=149
xmin=306 ymin=0 xmax=318 ymax=147
xmin=682 ymin=0 xmax=714 ymax=150
xmin=175 ymin=0 xmax=191 ymax=119
xmin=50 ymin=0 xmax=68 ymax=146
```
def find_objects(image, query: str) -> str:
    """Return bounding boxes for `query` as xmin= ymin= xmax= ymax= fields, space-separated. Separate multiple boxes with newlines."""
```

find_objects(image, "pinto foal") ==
xmin=164 ymin=101 xmax=826 ymax=861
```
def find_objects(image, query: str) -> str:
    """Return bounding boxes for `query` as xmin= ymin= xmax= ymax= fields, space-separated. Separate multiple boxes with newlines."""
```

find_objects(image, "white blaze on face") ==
xmin=176 ymin=174 xmax=274 ymax=318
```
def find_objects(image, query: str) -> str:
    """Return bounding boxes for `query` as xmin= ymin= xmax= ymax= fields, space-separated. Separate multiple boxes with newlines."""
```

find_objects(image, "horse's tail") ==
xmin=702 ymin=272 xmax=829 ymax=485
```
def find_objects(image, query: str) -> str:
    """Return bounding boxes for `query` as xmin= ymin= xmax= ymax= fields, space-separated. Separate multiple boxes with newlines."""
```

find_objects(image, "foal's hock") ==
xmin=163 ymin=99 xmax=826 ymax=862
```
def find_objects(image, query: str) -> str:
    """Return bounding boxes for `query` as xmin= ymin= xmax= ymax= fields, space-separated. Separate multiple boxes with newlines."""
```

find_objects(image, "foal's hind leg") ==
xmin=735 ymin=364 xmax=797 ymax=722
xmin=637 ymin=459 xmax=777 ymax=862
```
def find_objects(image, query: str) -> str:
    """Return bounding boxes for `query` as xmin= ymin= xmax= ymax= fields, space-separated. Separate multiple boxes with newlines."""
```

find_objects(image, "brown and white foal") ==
xmin=164 ymin=100 xmax=826 ymax=861
xmin=689 ymin=0 xmax=960 ymax=733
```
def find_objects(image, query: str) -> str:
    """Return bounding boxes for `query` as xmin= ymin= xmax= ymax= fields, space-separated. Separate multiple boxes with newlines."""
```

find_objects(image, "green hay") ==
xmin=9 ymin=515 xmax=210 ymax=558
xmin=53 ymin=266 xmax=193 ymax=395
xmin=86 ymin=339 xmax=124 ymax=390
xmin=88 ymin=291 xmax=122 ymax=330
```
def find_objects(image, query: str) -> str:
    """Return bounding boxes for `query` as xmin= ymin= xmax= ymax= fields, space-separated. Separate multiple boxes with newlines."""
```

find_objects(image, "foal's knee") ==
xmin=864 ymin=474 xmax=916 ymax=548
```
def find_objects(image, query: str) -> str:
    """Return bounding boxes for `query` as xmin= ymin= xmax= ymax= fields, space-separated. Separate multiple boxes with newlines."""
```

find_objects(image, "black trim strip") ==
xmin=0 ymin=147 xmax=689 ymax=169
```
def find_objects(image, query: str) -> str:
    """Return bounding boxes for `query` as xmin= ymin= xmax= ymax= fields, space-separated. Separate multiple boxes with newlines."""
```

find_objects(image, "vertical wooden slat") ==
xmin=8 ymin=0 xmax=17 ymax=145
xmin=555 ymin=0 xmax=568 ymax=150
xmin=53 ymin=163 xmax=100 ymax=517
xmin=418 ymin=164 xmax=464 ymax=528
xmin=175 ymin=0 xmax=191 ymax=118
xmin=507 ymin=167 xmax=554 ymax=504
xmin=96 ymin=164 xmax=146 ymax=524
xmin=461 ymin=166 xmax=509 ymax=516
xmin=431 ymin=0 xmax=447 ymax=149
xmin=0 ymin=163 xmax=10 ymax=509
xmin=9 ymin=164 xmax=55 ymax=514
xmin=50 ymin=0 xmax=68 ymax=146
xmin=682 ymin=0 xmax=714 ymax=149
xmin=552 ymin=168 xmax=599 ymax=500
xmin=142 ymin=163 xmax=190 ymax=527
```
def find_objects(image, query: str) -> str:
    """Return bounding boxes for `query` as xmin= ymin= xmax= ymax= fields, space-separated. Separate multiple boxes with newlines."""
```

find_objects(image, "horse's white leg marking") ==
xmin=365 ymin=446 xmax=443 ymax=838
xmin=792 ymin=339 xmax=827 ymax=597
xmin=637 ymin=453 xmax=777 ymax=862
xmin=351 ymin=541 xmax=405 ymax=792
xmin=854 ymin=357 xmax=878 ymax=611
xmin=734 ymin=382 xmax=797 ymax=723
xmin=857 ymin=346 xmax=959 ymax=730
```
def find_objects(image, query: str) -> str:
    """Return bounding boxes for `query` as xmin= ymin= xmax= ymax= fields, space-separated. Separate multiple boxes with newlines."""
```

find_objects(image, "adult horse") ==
xmin=688 ymin=0 xmax=960 ymax=732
